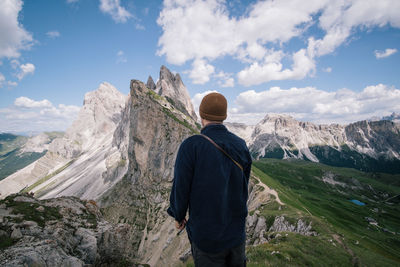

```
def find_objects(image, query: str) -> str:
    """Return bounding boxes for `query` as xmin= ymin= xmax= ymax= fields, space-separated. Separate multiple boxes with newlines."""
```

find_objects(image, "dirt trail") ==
xmin=251 ymin=174 xmax=284 ymax=205
xmin=332 ymin=234 xmax=359 ymax=266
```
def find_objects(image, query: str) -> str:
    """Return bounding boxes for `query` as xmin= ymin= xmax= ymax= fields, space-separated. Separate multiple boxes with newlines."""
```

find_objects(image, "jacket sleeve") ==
xmin=167 ymin=139 xmax=194 ymax=222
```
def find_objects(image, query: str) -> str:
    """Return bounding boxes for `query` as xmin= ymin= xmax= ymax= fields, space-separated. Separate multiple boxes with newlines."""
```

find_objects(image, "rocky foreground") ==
xmin=0 ymin=193 xmax=145 ymax=267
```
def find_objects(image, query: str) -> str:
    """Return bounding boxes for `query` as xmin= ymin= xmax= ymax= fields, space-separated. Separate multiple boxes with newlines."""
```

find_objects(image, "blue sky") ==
xmin=0 ymin=0 xmax=400 ymax=133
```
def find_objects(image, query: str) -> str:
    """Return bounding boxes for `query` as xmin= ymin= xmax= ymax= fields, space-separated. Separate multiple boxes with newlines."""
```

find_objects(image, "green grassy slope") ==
xmin=246 ymin=159 xmax=400 ymax=266
xmin=0 ymin=132 xmax=64 ymax=181
xmin=0 ymin=149 xmax=46 ymax=180
xmin=0 ymin=133 xmax=28 ymax=156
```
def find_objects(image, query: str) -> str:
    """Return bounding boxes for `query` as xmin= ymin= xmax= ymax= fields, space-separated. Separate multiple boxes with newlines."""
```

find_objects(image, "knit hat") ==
xmin=199 ymin=92 xmax=227 ymax=121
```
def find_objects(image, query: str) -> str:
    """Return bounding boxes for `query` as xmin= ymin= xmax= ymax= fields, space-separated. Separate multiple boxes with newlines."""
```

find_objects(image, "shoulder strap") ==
xmin=200 ymin=134 xmax=243 ymax=172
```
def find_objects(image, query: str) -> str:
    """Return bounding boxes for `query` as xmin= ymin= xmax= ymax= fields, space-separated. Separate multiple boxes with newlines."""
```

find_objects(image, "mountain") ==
xmin=0 ymin=132 xmax=62 ymax=181
xmin=153 ymin=65 xmax=198 ymax=121
xmin=382 ymin=112 xmax=400 ymax=123
xmin=0 ymin=82 xmax=127 ymax=199
xmin=226 ymin=114 xmax=400 ymax=173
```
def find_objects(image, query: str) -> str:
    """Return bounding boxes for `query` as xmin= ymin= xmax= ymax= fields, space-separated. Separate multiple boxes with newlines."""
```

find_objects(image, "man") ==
xmin=167 ymin=92 xmax=252 ymax=266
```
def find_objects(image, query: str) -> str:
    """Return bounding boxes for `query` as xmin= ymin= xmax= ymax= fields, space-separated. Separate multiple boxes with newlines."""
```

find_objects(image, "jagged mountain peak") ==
xmin=155 ymin=65 xmax=197 ymax=121
xmin=259 ymin=113 xmax=298 ymax=124
xmin=53 ymin=82 xmax=127 ymax=157
xmin=146 ymin=76 xmax=156 ymax=90
xmin=83 ymin=82 xmax=125 ymax=107
xmin=382 ymin=112 xmax=400 ymax=123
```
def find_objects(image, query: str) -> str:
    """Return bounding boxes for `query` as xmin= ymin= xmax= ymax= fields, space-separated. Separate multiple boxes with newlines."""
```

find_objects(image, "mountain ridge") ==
xmin=226 ymin=113 xmax=400 ymax=173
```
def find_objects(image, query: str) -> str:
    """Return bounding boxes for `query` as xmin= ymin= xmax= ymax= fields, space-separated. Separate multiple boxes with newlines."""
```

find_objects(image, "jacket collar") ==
xmin=201 ymin=123 xmax=227 ymax=134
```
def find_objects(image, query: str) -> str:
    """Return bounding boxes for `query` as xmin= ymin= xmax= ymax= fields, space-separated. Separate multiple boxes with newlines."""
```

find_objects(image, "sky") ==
xmin=0 ymin=0 xmax=400 ymax=134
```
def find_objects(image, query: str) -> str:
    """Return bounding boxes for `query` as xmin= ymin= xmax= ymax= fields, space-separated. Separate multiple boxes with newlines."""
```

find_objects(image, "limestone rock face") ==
xmin=0 ymin=193 xmax=136 ymax=267
xmin=247 ymin=114 xmax=346 ymax=161
xmin=345 ymin=120 xmax=400 ymax=160
xmin=0 ymin=82 xmax=128 ymax=200
xmin=146 ymin=76 xmax=156 ymax=90
xmin=229 ymin=113 xmax=400 ymax=173
xmin=155 ymin=65 xmax=198 ymax=121
xmin=100 ymin=79 xmax=199 ymax=267
xmin=20 ymin=132 xmax=61 ymax=153
xmin=269 ymin=216 xmax=316 ymax=236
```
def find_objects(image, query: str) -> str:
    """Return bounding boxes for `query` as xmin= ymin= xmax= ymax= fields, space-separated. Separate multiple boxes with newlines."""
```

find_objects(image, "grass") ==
xmin=0 ymin=133 xmax=28 ymax=157
xmin=1 ymin=195 xmax=62 ymax=228
xmin=0 ymin=148 xmax=45 ymax=180
xmin=147 ymin=90 xmax=164 ymax=102
xmin=249 ymin=159 xmax=400 ymax=266
xmin=146 ymin=86 xmax=199 ymax=135
xmin=0 ymin=223 xmax=15 ymax=250
xmin=246 ymin=233 xmax=352 ymax=267
xmin=162 ymin=107 xmax=199 ymax=134
xmin=21 ymin=159 xmax=75 ymax=193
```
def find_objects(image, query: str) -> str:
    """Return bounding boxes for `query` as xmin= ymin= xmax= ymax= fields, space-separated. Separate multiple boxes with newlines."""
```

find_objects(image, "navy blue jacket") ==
xmin=167 ymin=124 xmax=252 ymax=253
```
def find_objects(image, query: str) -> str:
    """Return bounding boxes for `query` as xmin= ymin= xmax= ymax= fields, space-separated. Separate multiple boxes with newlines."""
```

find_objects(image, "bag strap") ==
xmin=200 ymin=134 xmax=243 ymax=172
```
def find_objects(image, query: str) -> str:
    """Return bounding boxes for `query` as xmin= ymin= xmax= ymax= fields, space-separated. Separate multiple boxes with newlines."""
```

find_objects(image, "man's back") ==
xmin=168 ymin=123 xmax=252 ymax=253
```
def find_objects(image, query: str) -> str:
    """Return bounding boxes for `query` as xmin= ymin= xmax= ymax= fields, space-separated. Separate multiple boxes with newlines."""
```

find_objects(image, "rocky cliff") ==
xmin=227 ymin=114 xmax=400 ymax=173
xmin=155 ymin=65 xmax=198 ymax=121
xmin=0 ymin=82 xmax=128 ymax=199
xmin=99 ymin=79 xmax=199 ymax=266
xmin=0 ymin=193 xmax=138 ymax=266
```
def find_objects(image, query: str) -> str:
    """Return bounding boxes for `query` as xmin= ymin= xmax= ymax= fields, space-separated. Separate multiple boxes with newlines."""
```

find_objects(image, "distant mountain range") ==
xmin=226 ymin=113 xmax=400 ymax=173
xmin=0 ymin=132 xmax=63 ymax=181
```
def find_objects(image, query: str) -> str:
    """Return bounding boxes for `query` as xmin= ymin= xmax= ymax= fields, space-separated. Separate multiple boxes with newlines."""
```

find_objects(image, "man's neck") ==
xmin=201 ymin=119 xmax=223 ymax=129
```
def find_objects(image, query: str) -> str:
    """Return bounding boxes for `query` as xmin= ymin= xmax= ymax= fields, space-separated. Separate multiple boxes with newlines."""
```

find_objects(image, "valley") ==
xmin=244 ymin=159 xmax=400 ymax=266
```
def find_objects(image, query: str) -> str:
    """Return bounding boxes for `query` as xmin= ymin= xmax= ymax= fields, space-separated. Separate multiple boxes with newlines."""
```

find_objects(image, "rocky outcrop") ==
xmin=99 ymin=79 xmax=199 ymax=266
xmin=155 ymin=65 xmax=197 ymax=121
xmin=0 ymin=193 xmax=137 ymax=267
xmin=229 ymin=113 xmax=400 ymax=173
xmin=345 ymin=120 xmax=400 ymax=160
xmin=382 ymin=112 xmax=400 ymax=123
xmin=246 ymin=213 xmax=317 ymax=247
xmin=269 ymin=216 xmax=316 ymax=236
xmin=0 ymin=83 xmax=128 ymax=200
xmin=146 ymin=76 xmax=156 ymax=91
xmin=20 ymin=132 xmax=63 ymax=154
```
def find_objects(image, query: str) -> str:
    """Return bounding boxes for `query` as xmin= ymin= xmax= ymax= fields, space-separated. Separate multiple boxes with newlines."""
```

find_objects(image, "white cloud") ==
xmin=135 ymin=24 xmax=145 ymax=30
xmin=10 ymin=59 xmax=20 ymax=69
xmin=375 ymin=48 xmax=397 ymax=59
xmin=116 ymin=50 xmax=127 ymax=63
xmin=189 ymin=59 xmax=215 ymax=84
xmin=238 ymin=49 xmax=316 ymax=86
xmin=99 ymin=0 xmax=132 ymax=23
xmin=7 ymin=81 xmax=18 ymax=87
xmin=232 ymin=84 xmax=400 ymax=124
xmin=0 ymin=73 xmax=5 ymax=87
xmin=16 ymin=63 xmax=35 ymax=80
xmin=215 ymin=71 xmax=234 ymax=88
xmin=0 ymin=96 xmax=80 ymax=133
xmin=47 ymin=31 xmax=60 ymax=38
xmin=322 ymin=67 xmax=332 ymax=73
xmin=14 ymin=97 xmax=52 ymax=108
xmin=157 ymin=0 xmax=400 ymax=85
xmin=0 ymin=0 xmax=34 ymax=59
